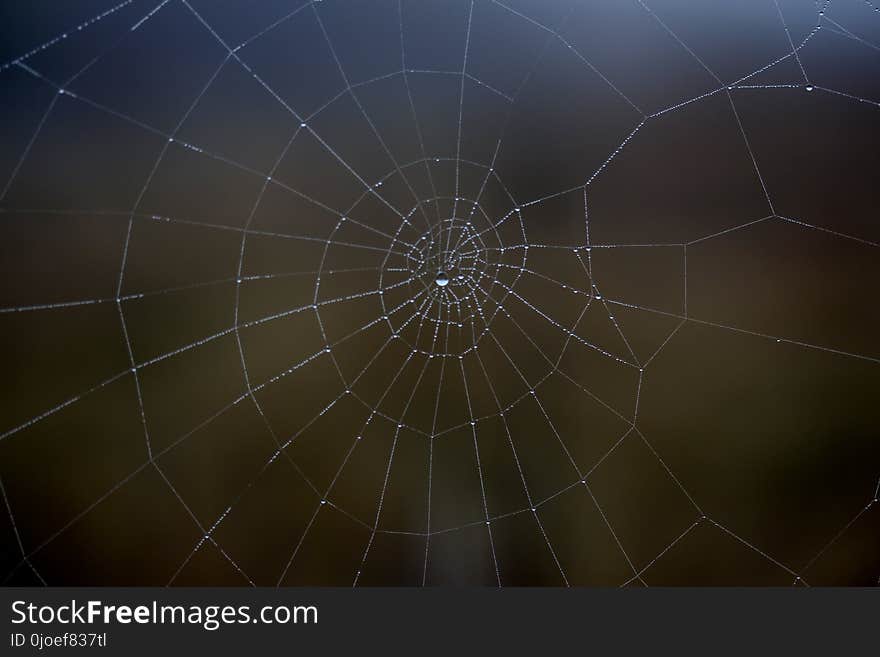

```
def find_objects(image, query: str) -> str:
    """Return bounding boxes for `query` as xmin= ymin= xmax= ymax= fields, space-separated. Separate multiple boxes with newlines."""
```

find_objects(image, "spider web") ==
xmin=1 ymin=0 xmax=879 ymax=586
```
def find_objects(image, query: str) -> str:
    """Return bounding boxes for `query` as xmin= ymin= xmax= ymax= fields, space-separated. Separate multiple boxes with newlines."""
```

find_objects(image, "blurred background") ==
xmin=0 ymin=0 xmax=878 ymax=586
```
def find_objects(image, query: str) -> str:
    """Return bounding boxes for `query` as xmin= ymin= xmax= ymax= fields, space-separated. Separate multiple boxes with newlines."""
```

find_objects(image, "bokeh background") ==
xmin=1 ymin=0 xmax=878 ymax=586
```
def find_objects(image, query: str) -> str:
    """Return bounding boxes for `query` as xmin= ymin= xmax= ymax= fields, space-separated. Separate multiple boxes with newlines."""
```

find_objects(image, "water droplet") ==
xmin=435 ymin=271 xmax=449 ymax=287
